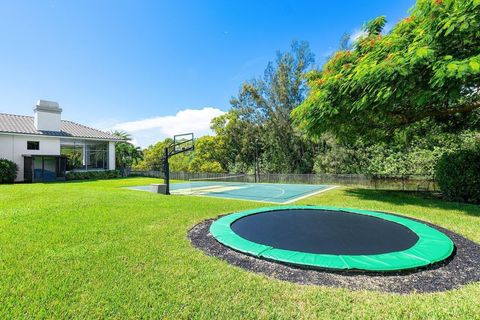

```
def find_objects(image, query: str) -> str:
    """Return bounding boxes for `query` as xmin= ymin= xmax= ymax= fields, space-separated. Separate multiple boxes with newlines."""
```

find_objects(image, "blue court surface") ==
xmin=126 ymin=181 xmax=336 ymax=204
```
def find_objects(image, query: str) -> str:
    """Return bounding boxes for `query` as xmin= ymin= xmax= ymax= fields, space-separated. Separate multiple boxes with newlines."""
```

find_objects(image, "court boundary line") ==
xmin=281 ymin=185 xmax=339 ymax=204
xmin=185 ymin=185 xmax=338 ymax=204
xmin=124 ymin=184 xmax=338 ymax=204
xmin=184 ymin=193 xmax=285 ymax=204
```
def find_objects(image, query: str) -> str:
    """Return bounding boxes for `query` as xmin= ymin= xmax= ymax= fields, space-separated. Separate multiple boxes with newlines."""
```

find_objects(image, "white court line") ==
xmin=261 ymin=185 xmax=286 ymax=199
xmin=178 ymin=193 xmax=284 ymax=204
xmin=183 ymin=185 xmax=338 ymax=204
xmin=125 ymin=184 xmax=338 ymax=204
xmin=173 ymin=185 xmax=246 ymax=195
xmin=281 ymin=185 xmax=339 ymax=204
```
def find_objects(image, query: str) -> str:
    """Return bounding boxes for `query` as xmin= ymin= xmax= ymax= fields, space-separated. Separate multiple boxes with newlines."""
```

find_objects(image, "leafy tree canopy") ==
xmin=188 ymin=136 xmax=225 ymax=173
xmin=133 ymin=136 xmax=225 ymax=173
xmin=212 ymin=41 xmax=317 ymax=173
xmin=292 ymin=0 xmax=480 ymax=141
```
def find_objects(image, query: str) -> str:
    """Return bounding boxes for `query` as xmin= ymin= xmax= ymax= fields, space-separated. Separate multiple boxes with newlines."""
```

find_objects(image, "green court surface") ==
xmin=127 ymin=181 xmax=336 ymax=203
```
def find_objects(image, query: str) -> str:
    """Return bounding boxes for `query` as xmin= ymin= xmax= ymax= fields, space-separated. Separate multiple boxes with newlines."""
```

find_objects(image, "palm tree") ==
xmin=110 ymin=130 xmax=132 ymax=141
xmin=109 ymin=130 xmax=143 ymax=176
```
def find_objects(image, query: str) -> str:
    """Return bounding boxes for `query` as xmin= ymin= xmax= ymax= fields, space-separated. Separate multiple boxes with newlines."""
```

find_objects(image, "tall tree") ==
xmin=292 ymin=0 xmax=480 ymax=142
xmin=213 ymin=40 xmax=317 ymax=173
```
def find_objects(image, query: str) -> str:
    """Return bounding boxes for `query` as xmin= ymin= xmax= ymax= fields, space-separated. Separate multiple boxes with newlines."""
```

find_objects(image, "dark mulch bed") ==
xmin=188 ymin=215 xmax=480 ymax=294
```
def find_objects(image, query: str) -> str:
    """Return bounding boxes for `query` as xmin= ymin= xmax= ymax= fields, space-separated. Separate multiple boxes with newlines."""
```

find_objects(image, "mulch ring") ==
xmin=188 ymin=215 xmax=480 ymax=294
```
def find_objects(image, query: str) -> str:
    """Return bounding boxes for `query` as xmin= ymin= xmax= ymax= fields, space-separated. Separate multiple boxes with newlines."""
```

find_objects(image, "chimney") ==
xmin=34 ymin=100 xmax=62 ymax=131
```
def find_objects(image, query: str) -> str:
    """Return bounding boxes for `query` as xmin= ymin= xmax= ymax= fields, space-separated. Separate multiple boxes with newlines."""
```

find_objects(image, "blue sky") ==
xmin=0 ymin=0 xmax=414 ymax=147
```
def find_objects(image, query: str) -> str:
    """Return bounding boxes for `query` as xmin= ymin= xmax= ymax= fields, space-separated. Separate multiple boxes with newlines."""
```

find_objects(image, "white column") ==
xmin=108 ymin=141 xmax=116 ymax=170
xmin=83 ymin=142 xmax=87 ymax=170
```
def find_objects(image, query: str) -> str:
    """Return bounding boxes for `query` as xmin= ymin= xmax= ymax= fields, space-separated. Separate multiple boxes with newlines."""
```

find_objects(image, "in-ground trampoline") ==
xmin=209 ymin=206 xmax=455 ymax=271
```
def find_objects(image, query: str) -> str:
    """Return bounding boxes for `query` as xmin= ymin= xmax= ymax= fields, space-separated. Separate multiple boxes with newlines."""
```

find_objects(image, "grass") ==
xmin=0 ymin=177 xmax=479 ymax=319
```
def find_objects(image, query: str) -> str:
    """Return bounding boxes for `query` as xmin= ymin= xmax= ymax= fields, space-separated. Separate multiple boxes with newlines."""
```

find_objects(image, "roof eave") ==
xmin=0 ymin=131 xmax=124 ymax=141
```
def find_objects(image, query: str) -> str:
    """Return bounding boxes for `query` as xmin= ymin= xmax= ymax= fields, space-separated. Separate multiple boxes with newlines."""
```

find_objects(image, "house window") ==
xmin=60 ymin=142 xmax=109 ymax=171
xmin=61 ymin=143 xmax=85 ymax=170
xmin=27 ymin=141 xmax=40 ymax=150
xmin=86 ymin=143 xmax=109 ymax=170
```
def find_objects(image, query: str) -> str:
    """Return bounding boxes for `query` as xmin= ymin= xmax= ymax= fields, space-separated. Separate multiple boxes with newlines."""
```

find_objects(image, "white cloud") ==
xmin=350 ymin=29 xmax=367 ymax=43
xmin=111 ymin=107 xmax=225 ymax=148
xmin=350 ymin=22 xmax=393 ymax=44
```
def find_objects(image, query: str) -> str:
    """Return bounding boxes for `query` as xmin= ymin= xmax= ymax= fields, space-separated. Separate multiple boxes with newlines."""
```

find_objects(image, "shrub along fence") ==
xmin=436 ymin=148 xmax=480 ymax=204
xmin=130 ymin=171 xmax=437 ymax=192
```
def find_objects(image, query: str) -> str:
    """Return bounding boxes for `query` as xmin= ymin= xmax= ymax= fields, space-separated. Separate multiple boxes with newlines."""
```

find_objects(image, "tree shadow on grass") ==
xmin=344 ymin=188 xmax=480 ymax=218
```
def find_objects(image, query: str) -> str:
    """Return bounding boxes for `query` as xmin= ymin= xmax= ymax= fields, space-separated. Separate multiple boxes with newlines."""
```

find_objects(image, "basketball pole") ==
xmin=254 ymin=138 xmax=259 ymax=183
xmin=163 ymin=147 xmax=170 ymax=195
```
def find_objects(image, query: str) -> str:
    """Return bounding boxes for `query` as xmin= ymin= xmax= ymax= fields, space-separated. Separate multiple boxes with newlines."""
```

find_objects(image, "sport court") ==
xmin=127 ymin=180 xmax=336 ymax=204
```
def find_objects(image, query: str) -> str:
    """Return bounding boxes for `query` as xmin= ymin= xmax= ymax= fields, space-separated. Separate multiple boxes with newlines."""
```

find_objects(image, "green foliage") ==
xmin=110 ymin=131 xmax=143 ymax=175
xmin=169 ymin=153 xmax=191 ymax=172
xmin=436 ymin=148 xmax=480 ymax=204
xmin=364 ymin=145 xmax=438 ymax=176
xmin=212 ymin=41 xmax=317 ymax=173
xmin=134 ymin=139 xmax=171 ymax=171
xmin=193 ymin=160 xmax=223 ymax=173
xmin=312 ymin=126 xmax=479 ymax=176
xmin=66 ymin=170 xmax=120 ymax=181
xmin=210 ymin=110 xmax=258 ymax=173
xmin=293 ymin=0 xmax=480 ymax=141
xmin=133 ymin=136 xmax=225 ymax=173
xmin=0 ymin=159 xmax=18 ymax=183
xmin=364 ymin=16 xmax=386 ymax=36
xmin=312 ymin=134 xmax=366 ymax=174
xmin=188 ymin=136 xmax=225 ymax=173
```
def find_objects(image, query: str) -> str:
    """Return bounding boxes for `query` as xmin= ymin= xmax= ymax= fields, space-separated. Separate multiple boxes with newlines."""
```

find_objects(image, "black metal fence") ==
xmin=130 ymin=171 xmax=437 ymax=192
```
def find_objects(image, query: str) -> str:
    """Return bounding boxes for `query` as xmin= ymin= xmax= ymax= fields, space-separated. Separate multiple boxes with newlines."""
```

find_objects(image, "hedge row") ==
xmin=436 ymin=148 xmax=480 ymax=204
xmin=0 ymin=159 xmax=18 ymax=183
xmin=66 ymin=170 xmax=121 ymax=181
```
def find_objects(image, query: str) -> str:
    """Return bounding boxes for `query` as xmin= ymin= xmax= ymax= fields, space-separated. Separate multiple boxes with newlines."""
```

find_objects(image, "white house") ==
xmin=0 ymin=100 xmax=123 ymax=182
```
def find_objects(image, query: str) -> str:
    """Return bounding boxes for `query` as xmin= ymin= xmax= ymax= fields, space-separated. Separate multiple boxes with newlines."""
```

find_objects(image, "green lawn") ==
xmin=0 ymin=178 xmax=479 ymax=319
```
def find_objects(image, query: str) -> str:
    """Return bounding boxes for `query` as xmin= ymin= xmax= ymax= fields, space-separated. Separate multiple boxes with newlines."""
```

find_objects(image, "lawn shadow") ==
xmin=344 ymin=188 xmax=480 ymax=218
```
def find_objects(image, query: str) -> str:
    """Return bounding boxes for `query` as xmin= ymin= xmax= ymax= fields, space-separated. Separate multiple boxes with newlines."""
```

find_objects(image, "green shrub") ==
xmin=0 ymin=159 xmax=18 ymax=183
xmin=66 ymin=170 xmax=121 ymax=181
xmin=436 ymin=148 xmax=480 ymax=204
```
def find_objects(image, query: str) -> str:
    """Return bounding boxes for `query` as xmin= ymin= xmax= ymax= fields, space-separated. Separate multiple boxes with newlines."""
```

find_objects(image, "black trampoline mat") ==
xmin=230 ymin=209 xmax=420 ymax=255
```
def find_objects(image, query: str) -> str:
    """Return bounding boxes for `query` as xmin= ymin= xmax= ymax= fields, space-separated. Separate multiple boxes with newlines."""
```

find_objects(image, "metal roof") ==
xmin=0 ymin=113 xmax=123 ymax=141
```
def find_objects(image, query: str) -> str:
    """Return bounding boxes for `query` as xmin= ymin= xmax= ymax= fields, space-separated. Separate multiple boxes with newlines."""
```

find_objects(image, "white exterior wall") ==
xmin=0 ymin=133 xmax=117 ymax=182
xmin=0 ymin=135 xmax=14 ymax=162
xmin=34 ymin=110 xmax=62 ymax=131
xmin=108 ymin=141 xmax=116 ymax=170
xmin=0 ymin=134 xmax=61 ymax=181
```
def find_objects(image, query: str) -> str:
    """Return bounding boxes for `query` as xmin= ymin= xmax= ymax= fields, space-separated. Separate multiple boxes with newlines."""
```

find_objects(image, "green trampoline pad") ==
xmin=209 ymin=206 xmax=454 ymax=271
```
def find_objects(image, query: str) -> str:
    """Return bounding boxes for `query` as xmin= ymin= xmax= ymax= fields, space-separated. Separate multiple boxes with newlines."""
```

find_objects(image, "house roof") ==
xmin=0 ymin=113 xmax=123 ymax=141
